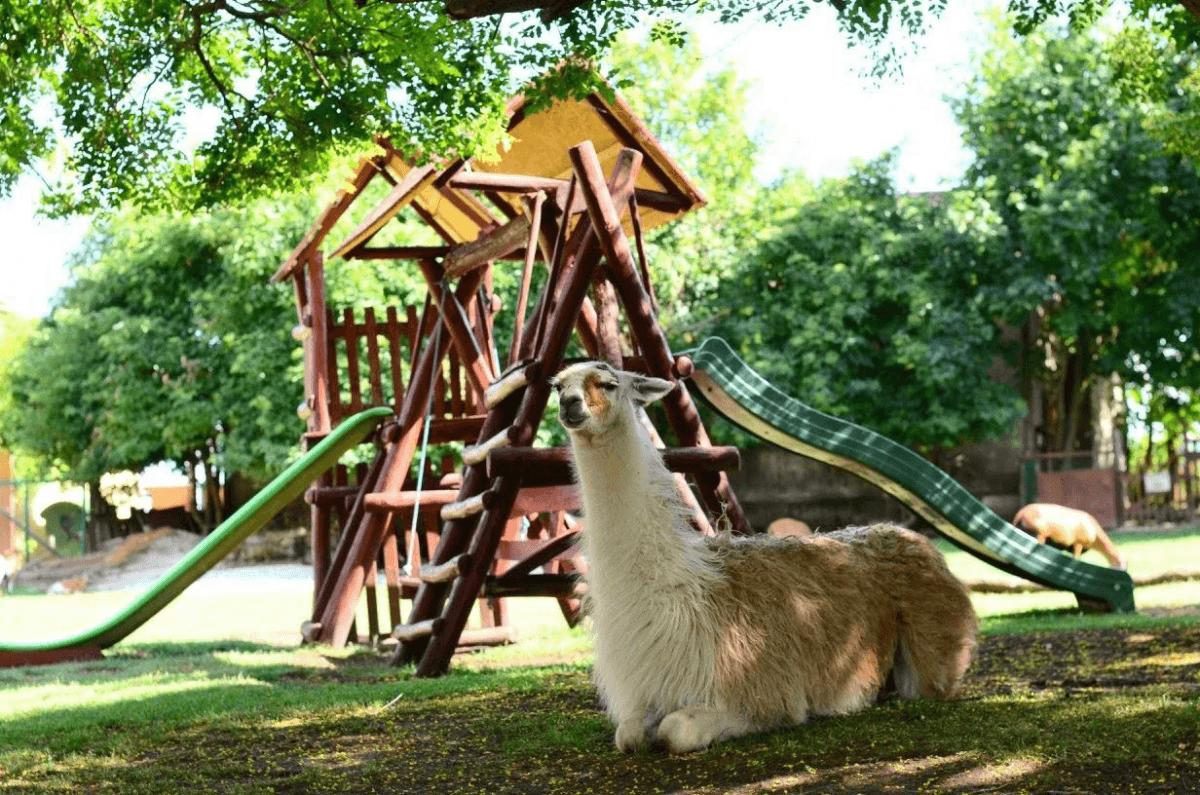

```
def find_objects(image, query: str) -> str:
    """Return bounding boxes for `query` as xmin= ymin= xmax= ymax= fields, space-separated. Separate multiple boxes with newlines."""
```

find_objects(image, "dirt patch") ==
xmin=13 ymin=529 xmax=200 ymax=592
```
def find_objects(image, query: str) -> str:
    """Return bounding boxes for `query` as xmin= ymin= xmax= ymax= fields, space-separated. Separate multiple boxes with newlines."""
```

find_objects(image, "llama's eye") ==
xmin=601 ymin=382 xmax=618 ymax=391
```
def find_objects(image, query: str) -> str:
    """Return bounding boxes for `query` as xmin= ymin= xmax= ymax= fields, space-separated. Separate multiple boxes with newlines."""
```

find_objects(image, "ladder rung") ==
xmin=392 ymin=618 xmax=443 ymax=643
xmin=485 ymin=361 xmax=540 ymax=409
xmin=440 ymin=492 xmax=487 ymax=521
xmin=462 ymin=427 xmax=514 ymax=467
xmin=419 ymin=553 xmax=473 ymax=584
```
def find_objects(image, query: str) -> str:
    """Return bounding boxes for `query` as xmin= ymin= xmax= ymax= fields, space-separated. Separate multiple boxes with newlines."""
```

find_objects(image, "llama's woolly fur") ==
xmin=553 ymin=361 xmax=979 ymax=753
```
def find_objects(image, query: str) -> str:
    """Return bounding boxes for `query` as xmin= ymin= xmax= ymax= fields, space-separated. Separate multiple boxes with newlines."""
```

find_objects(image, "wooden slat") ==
xmin=364 ymin=307 xmax=385 ymax=405
xmin=326 ymin=308 xmax=343 ymax=421
xmin=343 ymin=308 xmax=362 ymax=411
xmin=440 ymin=492 xmax=487 ymax=520
xmin=485 ymin=362 xmax=538 ymax=409
xmin=385 ymin=306 xmax=405 ymax=409
xmin=497 ymin=531 xmax=581 ymax=573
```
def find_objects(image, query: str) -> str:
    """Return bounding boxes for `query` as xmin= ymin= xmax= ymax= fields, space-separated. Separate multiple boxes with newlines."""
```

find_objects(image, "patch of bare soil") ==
xmin=13 ymin=529 xmax=200 ymax=592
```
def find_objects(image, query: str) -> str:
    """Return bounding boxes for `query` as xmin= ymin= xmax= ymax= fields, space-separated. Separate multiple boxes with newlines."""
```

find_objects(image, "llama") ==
xmin=1013 ymin=503 xmax=1126 ymax=569
xmin=552 ymin=361 xmax=978 ymax=753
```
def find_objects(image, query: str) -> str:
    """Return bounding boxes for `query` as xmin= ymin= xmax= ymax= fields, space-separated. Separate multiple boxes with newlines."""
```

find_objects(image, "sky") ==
xmin=0 ymin=1 xmax=989 ymax=321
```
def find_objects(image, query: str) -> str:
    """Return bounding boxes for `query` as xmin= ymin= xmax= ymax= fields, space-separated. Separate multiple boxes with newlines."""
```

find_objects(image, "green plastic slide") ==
xmin=687 ymin=337 xmax=1135 ymax=613
xmin=0 ymin=407 xmax=392 ymax=667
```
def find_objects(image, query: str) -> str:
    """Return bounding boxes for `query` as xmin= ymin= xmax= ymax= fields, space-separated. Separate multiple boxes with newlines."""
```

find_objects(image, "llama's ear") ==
xmin=629 ymin=375 xmax=675 ymax=405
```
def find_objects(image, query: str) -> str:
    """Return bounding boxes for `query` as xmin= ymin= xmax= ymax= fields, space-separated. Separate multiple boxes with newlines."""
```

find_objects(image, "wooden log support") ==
xmin=506 ymin=484 xmax=580 ymax=516
xmin=447 ymin=171 xmax=690 ymax=214
xmin=442 ymin=215 xmax=531 ymax=279
xmin=484 ymin=362 xmax=538 ymax=409
xmin=392 ymin=618 xmax=444 ymax=643
xmin=488 ymin=446 xmax=740 ymax=487
xmin=417 ymin=259 xmax=494 ymax=401
xmin=419 ymin=553 xmax=473 ymax=584
xmin=511 ymin=192 xmax=545 ymax=363
xmin=569 ymin=140 xmax=751 ymax=534
xmin=273 ymin=156 xmax=381 ymax=283
xmin=462 ymin=426 xmax=513 ymax=467
xmin=483 ymin=574 xmax=585 ymax=599
xmin=440 ymin=492 xmax=487 ymax=521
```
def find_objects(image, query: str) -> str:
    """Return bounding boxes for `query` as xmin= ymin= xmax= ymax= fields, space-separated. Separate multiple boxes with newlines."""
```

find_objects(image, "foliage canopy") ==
xmin=3 ymin=0 xmax=1193 ymax=214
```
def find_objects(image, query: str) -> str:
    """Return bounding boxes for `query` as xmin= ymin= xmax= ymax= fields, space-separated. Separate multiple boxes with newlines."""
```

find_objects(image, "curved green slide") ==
xmin=0 ymin=407 xmax=392 ymax=668
xmin=688 ymin=337 xmax=1135 ymax=613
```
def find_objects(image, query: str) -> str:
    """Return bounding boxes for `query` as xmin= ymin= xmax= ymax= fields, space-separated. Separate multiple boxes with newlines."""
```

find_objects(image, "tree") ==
xmin=606 ymin=33 xmax=804 ymax=345
xmin=0 ymin=204 xmax=316 ymax=532
xmin=953 ymin=18 xmax=1200 ymax=453
xmin=709 ymin=154 xmax=1026 ymax=451
xmin=3 ymin=1 xmax=1192 ymax=215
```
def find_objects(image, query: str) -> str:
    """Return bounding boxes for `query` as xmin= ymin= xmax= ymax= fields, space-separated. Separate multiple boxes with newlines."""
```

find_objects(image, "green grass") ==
xmin=937 ymin=526 xmax=1200 ymax=587
xmin=1 ymin=528 xmax=1198 ymax=793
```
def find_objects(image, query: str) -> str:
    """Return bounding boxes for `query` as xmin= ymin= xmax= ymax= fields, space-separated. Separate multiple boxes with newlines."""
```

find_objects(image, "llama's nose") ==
xmin=560 ymin=394 xmax=586 ymax=426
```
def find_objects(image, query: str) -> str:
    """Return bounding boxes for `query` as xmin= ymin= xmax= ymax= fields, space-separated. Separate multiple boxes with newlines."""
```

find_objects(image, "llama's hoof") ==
xmin=614 ymin=718 xmax=647 ymax=752
xmin=656 ymin=710 xmax=712 ymax=754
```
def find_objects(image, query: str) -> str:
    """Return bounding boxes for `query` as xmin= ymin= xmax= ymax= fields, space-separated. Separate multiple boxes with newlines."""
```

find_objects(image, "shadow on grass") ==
xmin=4 ymin=667 xmax=1198 ymax=794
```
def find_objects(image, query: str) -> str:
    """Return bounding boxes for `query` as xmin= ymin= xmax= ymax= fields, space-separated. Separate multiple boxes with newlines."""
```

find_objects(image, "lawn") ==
xmin=1 ymin=529 xmax=1198 ymax=794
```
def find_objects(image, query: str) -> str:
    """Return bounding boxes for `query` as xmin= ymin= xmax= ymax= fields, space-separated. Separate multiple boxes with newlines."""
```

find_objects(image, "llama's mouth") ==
xmin=560 ymin=410 xmax=587 ymax=429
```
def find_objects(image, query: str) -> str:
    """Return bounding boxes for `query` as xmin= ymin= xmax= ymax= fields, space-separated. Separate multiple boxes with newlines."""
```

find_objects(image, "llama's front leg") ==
xmin=656 ymin=707 xmax=753 ymax=753
xmin=613 ymin=711 xmax=652 ymax=752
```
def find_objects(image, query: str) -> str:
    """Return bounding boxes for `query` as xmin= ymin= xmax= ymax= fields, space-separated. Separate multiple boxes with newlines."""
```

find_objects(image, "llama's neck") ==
xmin=570 ymin=414 xmax=715 ymax=591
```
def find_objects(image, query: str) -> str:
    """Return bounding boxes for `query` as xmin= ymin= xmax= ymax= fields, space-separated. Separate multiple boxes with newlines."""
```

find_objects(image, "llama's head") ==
xmin=551 ymin=362 xmax=675 ymax=440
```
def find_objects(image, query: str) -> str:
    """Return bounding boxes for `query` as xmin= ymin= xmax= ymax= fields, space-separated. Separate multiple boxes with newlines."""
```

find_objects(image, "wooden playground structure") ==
xmin=273 ymin=90 xmax=748 ymax=676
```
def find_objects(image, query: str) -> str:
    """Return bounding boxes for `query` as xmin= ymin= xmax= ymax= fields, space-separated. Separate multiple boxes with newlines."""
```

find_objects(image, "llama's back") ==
xmin=706 ymin=532 xmax=902 ymax=724
xmin=706 ymin=525 xmax=976 ymax=725
xmin=829 ymin=525 xmax=978 ymax=698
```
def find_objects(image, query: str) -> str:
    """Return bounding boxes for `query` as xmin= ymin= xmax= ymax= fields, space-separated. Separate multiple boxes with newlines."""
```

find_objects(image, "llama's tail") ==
xmin=857 ymin=526 xmax=978 ymax=700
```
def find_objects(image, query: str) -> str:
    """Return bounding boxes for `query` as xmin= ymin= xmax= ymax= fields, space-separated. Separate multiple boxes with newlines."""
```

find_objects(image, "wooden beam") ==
xmin=330 ymin=165 xmax=438 ymax=258
xmin=483 ymin=574 xmax=584 ymax=599
xmin=443 ymin=215 xmax=532 ymax=279
xmin=488 ymin=446 xmax=741 ymax=487
xmin=273 ymin=156 xmax=381 ymax=283
xmin=449 ymin=171 xmax=689 ymax=214
xmin=345 ymin=245 xmax=451 ymax=261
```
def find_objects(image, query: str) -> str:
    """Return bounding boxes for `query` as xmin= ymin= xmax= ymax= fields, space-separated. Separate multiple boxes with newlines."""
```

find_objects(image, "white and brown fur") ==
xmin=552 ymin=362 xmax=978 ymax=753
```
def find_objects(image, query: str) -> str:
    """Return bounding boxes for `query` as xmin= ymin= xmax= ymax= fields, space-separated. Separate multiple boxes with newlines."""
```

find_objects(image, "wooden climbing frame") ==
xmin=272 ymin=88 xmax=749 ymax=675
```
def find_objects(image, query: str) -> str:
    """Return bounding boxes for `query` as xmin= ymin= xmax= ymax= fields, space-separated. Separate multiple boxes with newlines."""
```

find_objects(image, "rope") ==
xmin=405 ymin=317 xmax=444 ymax=575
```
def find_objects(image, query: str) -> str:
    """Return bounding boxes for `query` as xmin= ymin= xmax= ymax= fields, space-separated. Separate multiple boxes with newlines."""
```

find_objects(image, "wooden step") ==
xmin=462 ymin=426 xmax=514 ymax=466
xmin=485 ymin=361 xmax=540 ymax=409
xmin=487 ymin=446 xmax=742 ymax=487
xmin=418 ymin=553 xmax=473 ymax=584
xmin=440 ymin=492 xmax=486 ymax=520
xmin=392 ymin=618 xmax=443 ymax=643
